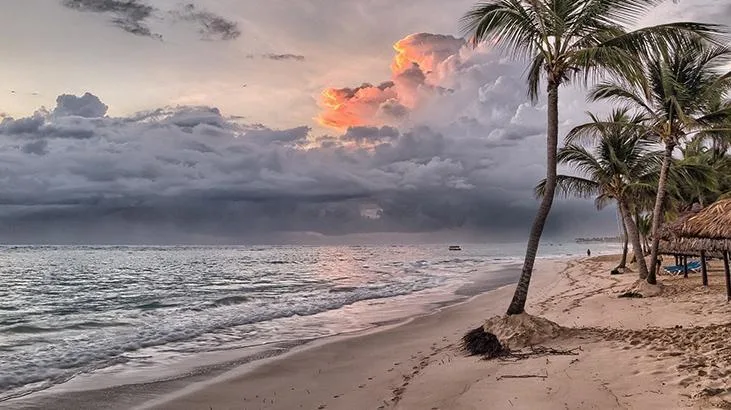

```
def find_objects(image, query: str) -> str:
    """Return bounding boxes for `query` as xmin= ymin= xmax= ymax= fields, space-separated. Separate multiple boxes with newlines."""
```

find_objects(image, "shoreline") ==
xmin=3 ymin=261 xmax=534 ymax=410
xmin=135 ymin=258 xmax=569 ymax=410
xmin=37 ymin=253 xmax=731 ymax=409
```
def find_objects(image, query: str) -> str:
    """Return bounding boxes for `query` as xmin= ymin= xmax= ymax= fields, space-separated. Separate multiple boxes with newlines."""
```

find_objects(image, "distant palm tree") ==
xmin=636 ymin=213 xmax=652 ymax=254
xmin=675 ymin=138 xmax=730 ymax=207
xmin=590 ymin=41 xmax=731 ymax=284
xmin=461 ymin=0 xmax=721 ymax=314
xmin=537 ymin=109 xmax=660 ymax=279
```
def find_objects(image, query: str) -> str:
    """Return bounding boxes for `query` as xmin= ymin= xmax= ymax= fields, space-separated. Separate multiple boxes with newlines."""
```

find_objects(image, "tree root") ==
xmin=496 ymin=345 xmax=581 ymax=362
xmin=462 ymin=326 xmax=581 ymax=361
xmin=461 ymin=327 xmax=507 ymax=358
xmin=496 ymin=373 xmax=548 ymax=380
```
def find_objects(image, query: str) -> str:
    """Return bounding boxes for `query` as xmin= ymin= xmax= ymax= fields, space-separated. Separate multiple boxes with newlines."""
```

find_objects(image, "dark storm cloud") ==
xmin=341 ymin=126 xmax=399 ymax=144
xmin=171 ymin=3 xmax=241 ymax=41
xmin=0 ymin=33 xmax=624 ymax=244
xmin=246 ymin=53 xmax=305 ymax=62
xmin=62 ymin=0 xmax=158 ymax=38
xmin=242 ymin=126 xmax=311 ymax=145
xmin=0 ymin=115 xmax=45 ymax=135
xmin=61 ymin=0 xmax=241 ymax=41
xmin=244 ymin=54 xmax=306 ymax=62
xmin=0 ymin=90 xmax=617 ymax=244
xmin=378 ymin=101 xmax=409 ymax=119
xmin=53 ymin=92 xmax=109 ymax=118
xmin=263 ymin=54 xmax=306 ymax=62
xmin=21 ymin=140 xmax=49 ymax=156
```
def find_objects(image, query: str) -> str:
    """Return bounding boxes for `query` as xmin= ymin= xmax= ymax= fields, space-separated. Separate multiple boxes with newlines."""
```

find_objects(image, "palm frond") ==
xmin=535 ymin=174 xmax=600 ymax=199
xmin=460 ymin=0 xmax=543 ymax=59
xmin=588 ymin=83 xmax=655 ymax=116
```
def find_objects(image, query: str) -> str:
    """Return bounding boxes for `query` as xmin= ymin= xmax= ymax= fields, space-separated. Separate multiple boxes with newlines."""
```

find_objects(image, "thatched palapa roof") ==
xmin=662 ymin=199 xmax=731 ymax=253
xmin=658 ymin=206 xmax=702 ymax=256
xmin=677 ymin=200 xmax=731 ymax=239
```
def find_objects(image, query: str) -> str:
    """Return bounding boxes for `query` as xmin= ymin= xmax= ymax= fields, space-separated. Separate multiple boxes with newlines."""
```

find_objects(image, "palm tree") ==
xmin=537 ymin=109 xmax=660 ymax=279
xmin=590 ymin=41 xmax=731 ymax=284
xmin=675 ymin=138 xmax=730 ymax=207
xmin=461 ymin=0 xmax=722 ymax=314
xmin=636 ymin=213 xmax=652 ymax=253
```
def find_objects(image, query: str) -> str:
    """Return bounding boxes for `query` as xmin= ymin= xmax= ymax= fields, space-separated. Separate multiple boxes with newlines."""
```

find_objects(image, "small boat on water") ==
xmin=448 ymin=245 xmax=462 ymax=251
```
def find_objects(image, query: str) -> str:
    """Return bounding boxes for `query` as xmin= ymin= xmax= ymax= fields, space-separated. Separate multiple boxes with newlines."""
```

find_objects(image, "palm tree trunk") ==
xmin=620 ymin=199 xmax=649 ymax=279
xmin=648 ymin=142 xmax=675 ymax=285
xmin=617 ymin=205 xmax=628 ymax=270
xmin=634 ymin=210 xmax=646 ymax=255
xmin=506 ymin=81 xmax=559 ymax=315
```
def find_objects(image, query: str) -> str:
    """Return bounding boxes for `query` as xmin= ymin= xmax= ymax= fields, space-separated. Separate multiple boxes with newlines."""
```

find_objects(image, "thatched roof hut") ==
xmin=658 ymin=207 xmax=702 ymax=256
xmin=673 ymin=199 xmax=731 ymax=252
xmin=659 ymin=199 xmax=731 ymax=299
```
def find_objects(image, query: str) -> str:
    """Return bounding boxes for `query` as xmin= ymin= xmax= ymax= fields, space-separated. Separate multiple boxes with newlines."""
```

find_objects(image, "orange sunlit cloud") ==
xmin=316 ymin=33 xmax=466 ymax=131
xmin=316 ymin=82 xmax=398 ymax=130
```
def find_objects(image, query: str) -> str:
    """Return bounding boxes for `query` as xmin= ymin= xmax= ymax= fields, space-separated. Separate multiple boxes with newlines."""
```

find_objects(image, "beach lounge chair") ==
xmin=663 ymin=260 xmax=702 ymax=276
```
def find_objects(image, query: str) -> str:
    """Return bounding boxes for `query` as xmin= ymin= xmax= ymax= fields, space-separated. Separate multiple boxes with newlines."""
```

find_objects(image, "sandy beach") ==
xmin=80 ymin=254 xmax=725 ymax=410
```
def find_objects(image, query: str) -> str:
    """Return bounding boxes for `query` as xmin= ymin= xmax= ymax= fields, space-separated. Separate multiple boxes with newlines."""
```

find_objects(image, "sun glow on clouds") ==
xmin=316 ymin=33 xmax=467 ymax=130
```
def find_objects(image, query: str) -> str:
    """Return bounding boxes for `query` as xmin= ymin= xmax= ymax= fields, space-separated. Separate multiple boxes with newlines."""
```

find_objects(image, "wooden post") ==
xmin=701 ymin=251 xmax=708 ymax=287
xmin=675 ymin=254 xmax=680 ymax=265
xmin=683 ymin=255 xmax=689 ymax=278
xmin=724 ymin=251 xmax=731 ymax=302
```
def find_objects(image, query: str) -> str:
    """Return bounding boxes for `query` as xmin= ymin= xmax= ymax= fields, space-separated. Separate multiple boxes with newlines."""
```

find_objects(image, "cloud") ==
xmin=317 ymin=82 xmax=400 ymax=129
xmin=316 ymin=33 xmax=471 ymax=130
xmin=262 ymin=54 xmax=306 ymax=62
xmin=0 ymin=88 xmax=616 ymax=244
xmin=245 ymin=53 xmax=306 ymax=62
xmin=61 ymin=0 xmax=241 ymax=41
xmin=341 ymin=126 xmax=400 ymax=144
xmin=62 ymin=0 xmax=158 ymax=38
xmin=0 ymin=24 xmax=626 ymax=243
xmin=390 ymin=33 xmax=465 ymax=77
xmin=171 ymin=3 xmax=241 ymax=41
xmin=53 ymin=92 xmax=109 ymax=118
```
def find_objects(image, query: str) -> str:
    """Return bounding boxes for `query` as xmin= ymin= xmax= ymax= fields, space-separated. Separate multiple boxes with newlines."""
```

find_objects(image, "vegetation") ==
xmin=589 ymin=40 xmax=731 ymax=283
xmin=460 ymin=0 xmax=724 ymax=315
xmin=536 ymin=109 xmax=661 ymax=279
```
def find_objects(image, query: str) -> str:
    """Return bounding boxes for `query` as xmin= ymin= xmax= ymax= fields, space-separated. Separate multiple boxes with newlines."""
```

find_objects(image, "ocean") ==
xmin=0 ymin=242 xmax=617 ymax=403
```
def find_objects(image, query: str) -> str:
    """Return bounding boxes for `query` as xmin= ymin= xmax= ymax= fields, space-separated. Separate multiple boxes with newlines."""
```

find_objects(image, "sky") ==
xmin=0 ymin=0 xmax=727 ymax=244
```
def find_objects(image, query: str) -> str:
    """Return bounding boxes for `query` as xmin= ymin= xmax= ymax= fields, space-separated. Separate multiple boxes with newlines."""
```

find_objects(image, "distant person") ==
xmin=587 ymin=249 xmax=591 ymax=257
xmin=656 ymin=255 xmax=663 ymax=276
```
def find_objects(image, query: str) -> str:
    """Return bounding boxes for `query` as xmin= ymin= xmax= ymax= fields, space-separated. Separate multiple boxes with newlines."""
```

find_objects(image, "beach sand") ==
xmin=116 ymin=255 xmax=731 ymax=410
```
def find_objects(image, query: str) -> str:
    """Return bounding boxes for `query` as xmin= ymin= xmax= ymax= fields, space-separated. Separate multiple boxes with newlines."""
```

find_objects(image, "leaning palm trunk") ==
xmin=616 ymin=206 xmax=629 ymax=270
xmin=648 ymin=142 xmax=675 ymax=284
xmin=620 ymin=200 xmax=649 ymax=279
xmin=506 ymin=83 xmax=558 ymax=315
